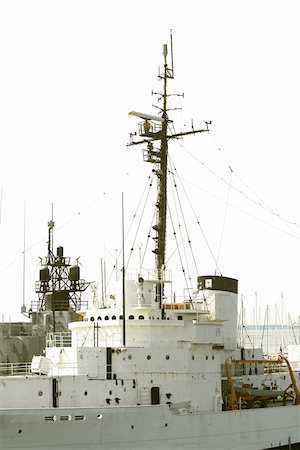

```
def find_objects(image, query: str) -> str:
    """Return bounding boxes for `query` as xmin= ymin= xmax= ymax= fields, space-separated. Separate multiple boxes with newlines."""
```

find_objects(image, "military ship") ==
xmin=0 ymin=36 xmax=300 ymax=450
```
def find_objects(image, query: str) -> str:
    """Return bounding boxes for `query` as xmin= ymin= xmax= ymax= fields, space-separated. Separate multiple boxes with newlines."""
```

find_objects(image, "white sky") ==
xmin=0 ymin=0 xmax=299 ymax=324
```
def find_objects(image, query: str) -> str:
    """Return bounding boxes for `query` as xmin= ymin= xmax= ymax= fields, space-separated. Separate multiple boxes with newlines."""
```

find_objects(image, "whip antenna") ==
xmin=170 ymin=29 xmax=174 ymax=78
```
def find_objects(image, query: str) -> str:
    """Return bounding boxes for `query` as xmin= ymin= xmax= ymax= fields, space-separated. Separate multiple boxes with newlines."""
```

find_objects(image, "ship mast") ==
xmin=128 ymin=35 xmax=210 ymax=309
xmin=155 ymin=43 xmax=169 ymax=307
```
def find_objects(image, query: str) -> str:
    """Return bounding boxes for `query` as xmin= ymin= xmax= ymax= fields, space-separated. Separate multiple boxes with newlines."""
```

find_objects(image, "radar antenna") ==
xmin=34 ymin=210 xmax=91 ymax=328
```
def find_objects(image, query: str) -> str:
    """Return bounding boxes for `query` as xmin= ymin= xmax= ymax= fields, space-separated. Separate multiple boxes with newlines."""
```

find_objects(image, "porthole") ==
xmin=165 ymin=355 xmax=170 ymax=360
xmin=112 ymin=315 xmax=116 ymax=320
xmin=60 ymin=415 xmax=71 ymax=421
xmin=129 ymin=315 xmax=135 ymax=320
xmin=90 ymin=317 xmax=95 ymax=322
xmin=45 ymin=415 xmax=56 ymax=422
xmin=205 ymin=355 xmax=208 ymax=360
xmin=191 ymin=355 xmax=195 ymax=360
xmin=18 ymin=430 xmax=22 ymax=434
xmin=131 ymin=425 xmax=134 ymax=429
xmin=128 ymin=355 xmax=132 ymax=360
xmin=212 ymin=355 xmax=215 ymax=360
xmin=97 ymin=316 xmax=102 ymax=320
xmin=147 ymin=355 xmax=151 ymax=360
xmin=119 ymin=315 xmax=123 ymax=319
xmin=105 ymin=316 xmax=109 ymax=320
xmin=97 ymin=414 xmax=103 ymax=420
xmin=84 ymin=391 xmax=88 ymax=396
xmin=138 ymin=315 xmax=144 ymax=320
xmin=38 ymin=391 xmax=43 ymax=396
xmin=75 ymin=415 xmax=85 ymax=421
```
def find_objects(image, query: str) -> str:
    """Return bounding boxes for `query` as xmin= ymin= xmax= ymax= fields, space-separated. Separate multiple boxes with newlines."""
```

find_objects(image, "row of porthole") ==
xmin=127 ymin=354 xmax=170 ymax=360
xmin=18 ymin=417 xmax=167 ymax=435
xmin=44 ymin=414 xmax=103 ymax=422
xmin=191 ymin=355 xmax=215 ymax=360
xmin=126 ymin=354 xmax=214 ymax=361
xmin=130 ymin=423 xmax=168 ymax=430
xmin=38 ymin=390 xmax=89 ymax=397
xmin=90 ymin=315 xmax=185 ymax=321
xmin=90 ymin=315 xmax=145 ymax=321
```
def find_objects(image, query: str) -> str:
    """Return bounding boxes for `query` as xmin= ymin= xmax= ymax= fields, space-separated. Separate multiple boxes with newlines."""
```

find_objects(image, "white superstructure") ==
xmin=1 ymin=275 xmax=300 ymax=450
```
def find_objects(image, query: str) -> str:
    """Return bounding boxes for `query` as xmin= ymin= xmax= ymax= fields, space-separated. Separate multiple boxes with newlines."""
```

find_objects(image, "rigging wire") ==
xmin=125 ymin=172 xmax=156 ymax=271
xmin=234 ymin=295 xmax=255 ymax=350
xmin=170 ymin=163 xmax=222 ymax=276
xmin=102 ymin=170 xmax=155 ymax=286
xmin=0 ymin=172 xmax=133 ymax=273
xmin=167 ymin=184 xmax=193 ymax=294
xmin=209 ymin=132 xmax=299 ymax=233
xmin=173 ymin=138 xmax=298 ymax=237
xmin=260 ymin=306 xmax=269 ymax=350
xmin=180 ymin=176 xmax=298 ymax=239
xmin=140 ymin=207 xmax=157 ymax=271
xmin=167 ymin=159 xmax=197 ymax=292
xmin=105 ymin=170 xmax=156 ymax=285
xmin=215 ymin=167 xmax=233 ymax=275
xmin=166 ymin=201 xmax=192 ymax=301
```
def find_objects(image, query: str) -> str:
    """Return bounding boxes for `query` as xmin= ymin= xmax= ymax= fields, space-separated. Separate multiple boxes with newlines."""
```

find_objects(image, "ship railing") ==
xmin=0 ymin=362 xmax=32 ymax=376
xmin=125 ymin=268 xmax=172 ymax=282
xmin=46 ymin=331 xmax=150 ymax=348
xmin=138 ymin=120 xmax=162 ymax=137
xmin=0 ymin=360 xmax=141 ymax=379
xmin=0 ymin=322 xmax=34 ymax=336
xmin=46 ymin=332 xmax=72 ymax=347
xmin=45 ymin=361 xmax=138 ymax=378
xmin=29 ymin=300 xmax=89 ymax=312
xmin=221 ymin=360 xmax=290 ymax=378
xmin=74 ymin=332 xmax=150 ymax=349
xmin=30 ymin=301 xmax=43 ymax=312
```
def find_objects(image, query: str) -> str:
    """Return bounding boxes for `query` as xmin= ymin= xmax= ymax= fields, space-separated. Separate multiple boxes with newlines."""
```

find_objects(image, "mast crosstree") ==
xmin=128 ymin=36 xmax=210 ymax=308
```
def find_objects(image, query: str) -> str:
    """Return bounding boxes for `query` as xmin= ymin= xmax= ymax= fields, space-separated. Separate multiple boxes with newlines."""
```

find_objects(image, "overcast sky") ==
xmin=0 ymin=0 xmax=299 ymax=324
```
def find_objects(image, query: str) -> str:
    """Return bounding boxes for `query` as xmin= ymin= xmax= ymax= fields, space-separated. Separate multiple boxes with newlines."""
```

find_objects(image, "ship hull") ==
xmin=1 ymin=404 xmax=300 ymax=450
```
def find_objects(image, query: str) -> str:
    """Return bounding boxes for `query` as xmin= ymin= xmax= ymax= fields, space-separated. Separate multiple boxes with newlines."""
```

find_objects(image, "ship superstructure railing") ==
xmin=0 ymin=322 xmax=34 ymax=336
xmin=46 ymin=331 xmax=150 ymax=348
xmin=0 ymin=362 xmax=32 ymax=376
xmin=45 ymin=361 xmax=140 ymax=378
xmin=30 ymin=300 xmax=89 ymax=312
xmin=126 ymin=269 xmax=172 ymax=282
xmin=0 ymin=360 xmax=103 ymax=377
xmin=0 ymin=359 xmax=156 ymax=378
xmin=47 ymin=332 xmax=72 ymax=347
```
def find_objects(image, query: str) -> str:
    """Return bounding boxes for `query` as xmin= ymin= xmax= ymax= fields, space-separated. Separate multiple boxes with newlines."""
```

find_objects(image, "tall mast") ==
xmin=154 ymin=44 xmax=169 ymax=306
xmin=128 ymin=35 xmax=210 ymax=309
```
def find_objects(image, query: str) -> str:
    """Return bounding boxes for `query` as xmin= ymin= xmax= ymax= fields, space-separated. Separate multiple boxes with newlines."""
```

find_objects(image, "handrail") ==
xmin=0 ymin=362 xmax=32 ymax=376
